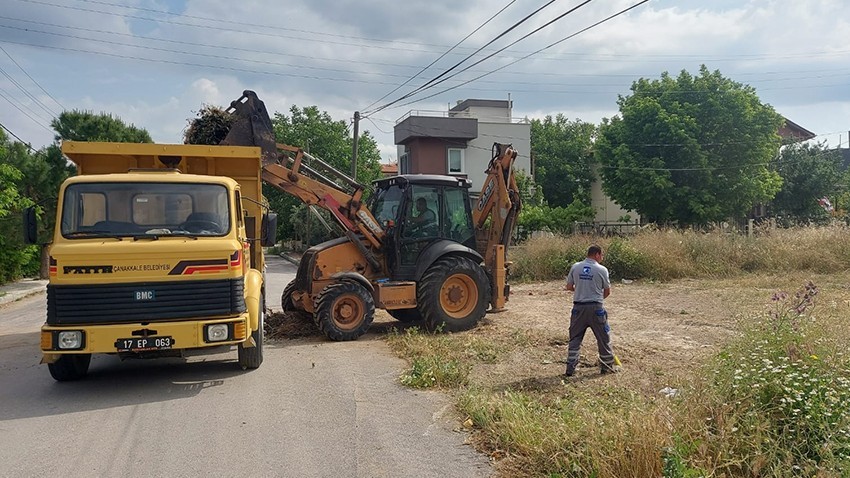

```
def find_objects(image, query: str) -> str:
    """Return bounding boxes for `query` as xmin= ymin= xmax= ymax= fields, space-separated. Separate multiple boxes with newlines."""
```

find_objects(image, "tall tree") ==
xmin=595 ymin=66 xmax=784 ymax=226
xmin=772 ymin=142 xmax=841 ymax=221
xmin=51 ymin=110 xmax=152 ymax=143
xmin=530 ymin=115 xmax=595 ymax=208
xmin=0 ymin=131 xmax=38 ymax=282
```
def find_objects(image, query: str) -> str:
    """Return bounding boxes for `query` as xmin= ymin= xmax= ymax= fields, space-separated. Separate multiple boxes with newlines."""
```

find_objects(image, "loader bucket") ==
xmin=221 ymin=90 xmax=278 ymax=167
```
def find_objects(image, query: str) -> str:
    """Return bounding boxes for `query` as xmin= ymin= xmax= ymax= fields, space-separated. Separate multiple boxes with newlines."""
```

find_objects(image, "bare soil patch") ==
xmin=267 ymin=271 xmax=850 ymax=402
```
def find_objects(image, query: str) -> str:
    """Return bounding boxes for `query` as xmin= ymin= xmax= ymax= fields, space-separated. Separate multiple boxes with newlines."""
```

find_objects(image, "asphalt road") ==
xmin=0 ymin=256 xmax=491 ymax=478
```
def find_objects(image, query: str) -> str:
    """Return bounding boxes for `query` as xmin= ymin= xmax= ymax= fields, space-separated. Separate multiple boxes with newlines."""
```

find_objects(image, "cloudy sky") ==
xmin=1 ymin=0 xmax=848 ymax=162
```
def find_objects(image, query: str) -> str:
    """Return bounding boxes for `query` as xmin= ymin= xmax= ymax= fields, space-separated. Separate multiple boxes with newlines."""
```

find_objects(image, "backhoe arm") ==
xmin=221 ymin=90 xmax=385 ymax=271
xmin=472 ymin=143 xmax=522 ymax=267
xmin=261 ymin=144 xmax=385 ymax=248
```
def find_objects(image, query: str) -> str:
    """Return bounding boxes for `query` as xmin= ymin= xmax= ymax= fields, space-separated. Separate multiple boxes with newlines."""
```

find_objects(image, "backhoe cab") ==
xmin=222 ymin=90 xmax=521 ymax=341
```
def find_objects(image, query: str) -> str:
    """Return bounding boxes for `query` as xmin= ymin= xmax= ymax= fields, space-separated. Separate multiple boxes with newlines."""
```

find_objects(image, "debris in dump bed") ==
xmin=264 ymin=310 xmax=319 ymax=339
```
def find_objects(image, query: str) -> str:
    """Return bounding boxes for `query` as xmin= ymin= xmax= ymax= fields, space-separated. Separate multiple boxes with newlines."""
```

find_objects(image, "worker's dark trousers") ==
xmin=566 ymin=302 xmax=615 ymax=371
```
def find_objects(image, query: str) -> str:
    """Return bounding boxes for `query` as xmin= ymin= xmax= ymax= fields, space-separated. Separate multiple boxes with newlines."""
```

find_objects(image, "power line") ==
xmin=387 ymin=0 xmax=652 ymax=112
xmin=0 ymin=45 xmax=65 ymax=111
xmin=15 ymin=32 xmax=838 ymax=96
xmin=0 ymin=23 xmax=422 ymax=79
xmin=364 ymin=117 xmax=391 ymax=135
xmin=71 ymin=0 xmax=498 ymax=53
xmin=0 ymin=38 xmax=404 ymax=86
xmin=3 ymin=14 xmax=847 ymax=86
xmin=31 ymin=0 xmax=850 ymax=64
xmin=366 ymin=0 xmax=575 ymax=116
xmin=0 ymin=86 xmax=53 ymax=133
xmin=0 ymin=119 xmax=36 ymax=150
xmin=14 ymin=0 xmax=491 ymax=56
xmin=362 ymin=0 xmax=517 ymax=113
xmin=0 ymin=62 xmax=57 ymax=119
xmin=12 ymin=0 xmax=850 ymax=66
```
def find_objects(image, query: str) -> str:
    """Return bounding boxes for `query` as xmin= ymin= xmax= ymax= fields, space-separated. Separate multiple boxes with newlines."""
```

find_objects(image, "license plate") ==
xmin=115 ymin=336 xmax=174 ymax=352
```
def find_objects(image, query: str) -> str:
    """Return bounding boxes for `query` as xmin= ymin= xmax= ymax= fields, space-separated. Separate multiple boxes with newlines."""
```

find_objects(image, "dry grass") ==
xmin=510 ymin=225 xmax=850 ymax=282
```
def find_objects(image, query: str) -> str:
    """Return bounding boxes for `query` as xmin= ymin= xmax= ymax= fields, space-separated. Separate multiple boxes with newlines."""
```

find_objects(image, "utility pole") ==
xmin=351 ymin=111 xmax=360 ymax=180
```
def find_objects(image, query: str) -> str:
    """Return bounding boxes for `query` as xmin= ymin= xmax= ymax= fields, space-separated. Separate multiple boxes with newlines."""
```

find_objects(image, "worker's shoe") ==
xmin=600 ymin=363 xmax=621 ymax=375
xmin=564 ymin=365 xmax=576 ymax=377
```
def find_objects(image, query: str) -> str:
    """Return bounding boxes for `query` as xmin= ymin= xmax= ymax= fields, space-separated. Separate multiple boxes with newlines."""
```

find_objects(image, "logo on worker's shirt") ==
xmin=580 ymin=265 xmax=593 ymax=280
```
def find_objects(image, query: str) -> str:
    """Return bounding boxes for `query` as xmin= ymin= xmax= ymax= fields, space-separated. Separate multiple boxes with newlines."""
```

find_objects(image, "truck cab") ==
xmin=34 ymin=142 xmax=274 ymax=380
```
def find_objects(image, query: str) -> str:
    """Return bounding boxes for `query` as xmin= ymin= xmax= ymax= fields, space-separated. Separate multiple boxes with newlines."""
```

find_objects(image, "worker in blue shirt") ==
xmin=564 ymin=244 xmax=619 ymax=376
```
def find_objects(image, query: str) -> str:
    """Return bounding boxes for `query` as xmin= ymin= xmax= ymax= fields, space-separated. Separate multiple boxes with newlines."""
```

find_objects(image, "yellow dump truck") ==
xmin=25 ymin=141 xmax=276 ymax=381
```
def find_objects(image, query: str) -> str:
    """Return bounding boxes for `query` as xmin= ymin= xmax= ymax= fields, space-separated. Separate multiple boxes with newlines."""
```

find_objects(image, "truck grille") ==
xmin=46 ymin=278 xmax=246 ymax=325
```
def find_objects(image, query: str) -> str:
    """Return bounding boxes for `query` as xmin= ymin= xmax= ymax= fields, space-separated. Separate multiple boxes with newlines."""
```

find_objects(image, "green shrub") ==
xmin=0 ymin=226 xmax=39 ymax=282
xmin=510 ymin=236 xmax=586 ymax=282
xmin=517 ymin=201 xmax=595 ymax=238
xmin=603 ymin=237 xmax=651 ymax=280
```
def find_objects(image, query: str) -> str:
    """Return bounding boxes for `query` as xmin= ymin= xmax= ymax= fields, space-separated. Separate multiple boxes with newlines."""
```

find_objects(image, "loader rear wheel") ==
xmin=315 ymin=281 xmax=374 ymax=341
xmin=48 ymin=354 xmax=91 ymax=381
xmin=238 ymin=293 xmax=264 ymax=370
xmin=388 ymin=308 xmax=422 ymax=323
xmin=419 ymin=256 xmax=490 ymax=333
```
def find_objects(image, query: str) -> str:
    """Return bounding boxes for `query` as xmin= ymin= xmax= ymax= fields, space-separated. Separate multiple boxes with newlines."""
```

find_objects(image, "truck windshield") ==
xmin=61 ymin=182 xmax=231 ymax=238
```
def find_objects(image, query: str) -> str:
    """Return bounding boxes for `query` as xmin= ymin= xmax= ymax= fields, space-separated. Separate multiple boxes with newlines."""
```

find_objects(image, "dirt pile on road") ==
xmin=265 ymin=311 xmax=318 ymax=339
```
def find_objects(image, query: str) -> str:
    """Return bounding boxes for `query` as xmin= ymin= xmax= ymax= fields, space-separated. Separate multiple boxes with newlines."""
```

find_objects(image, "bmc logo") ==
xmin=134 ymin=291 xmax=155 ymax=301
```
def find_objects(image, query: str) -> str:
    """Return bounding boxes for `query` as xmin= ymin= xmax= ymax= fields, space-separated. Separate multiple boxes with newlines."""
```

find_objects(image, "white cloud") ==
xmin=0 ymin=0 xmax=847 ymax=158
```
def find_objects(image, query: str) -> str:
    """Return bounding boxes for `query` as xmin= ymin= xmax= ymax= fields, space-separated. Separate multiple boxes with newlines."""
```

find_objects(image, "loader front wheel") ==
xmin=238 ymin=293 xmax=264 ymax=370
xmin=281 ymin=280 xmax=311 ymax=321
xmin=315 ymin=281 xmax=375 ymax=341
xmin=419 ymin=256 xmax=490 ymax=333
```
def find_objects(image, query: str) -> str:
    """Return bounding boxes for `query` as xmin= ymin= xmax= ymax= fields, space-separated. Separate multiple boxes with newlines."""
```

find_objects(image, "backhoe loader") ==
xmin=221 ymin=91 xmax=523 ymax=341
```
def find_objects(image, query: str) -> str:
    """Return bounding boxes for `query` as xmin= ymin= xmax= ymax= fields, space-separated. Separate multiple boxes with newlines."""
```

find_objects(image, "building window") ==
xmin=447 ymin=148 xmax=464 ymax=175
xmin=399 ymin=152 xmax=409 ymax=174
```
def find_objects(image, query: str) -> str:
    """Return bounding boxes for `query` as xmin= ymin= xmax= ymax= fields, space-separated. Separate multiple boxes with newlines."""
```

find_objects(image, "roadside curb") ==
xmin=0 ymin=279 xmax=48 ymax=307
xmin=278 ymin=252 xmax=302 ymax=266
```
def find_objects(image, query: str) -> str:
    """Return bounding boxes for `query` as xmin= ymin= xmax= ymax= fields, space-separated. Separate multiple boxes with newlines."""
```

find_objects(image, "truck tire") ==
xmin=315 ymin=281 xmax=374 ymax=341
xmin=419 ymin=256 xmax=490 ymax=333
xmin=388 ymin=308 xmax=422 ymax=323
xmin=281 ymin=280 xmax=311 ymax=321
xmin=48 ymin=354 xmax=91 ymax=381
xmin=238 ymin=293 xmax=264 ymax=370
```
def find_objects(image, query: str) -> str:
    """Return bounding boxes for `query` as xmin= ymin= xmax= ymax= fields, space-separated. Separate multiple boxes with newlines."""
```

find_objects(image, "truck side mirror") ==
xmin=261 ymin=212 xmax=278 ymax=247
xmin=23 ymin=207 xmax=38 ymax=244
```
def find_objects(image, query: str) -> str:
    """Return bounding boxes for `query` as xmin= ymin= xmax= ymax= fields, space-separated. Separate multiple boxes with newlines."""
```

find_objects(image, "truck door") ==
xmin=397 ymin=185 xmax=442 ymax=276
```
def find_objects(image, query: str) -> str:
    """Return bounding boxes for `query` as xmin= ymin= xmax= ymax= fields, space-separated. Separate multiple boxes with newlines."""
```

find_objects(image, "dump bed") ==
xmin=61 ymin=141 xmax=264 ymax=207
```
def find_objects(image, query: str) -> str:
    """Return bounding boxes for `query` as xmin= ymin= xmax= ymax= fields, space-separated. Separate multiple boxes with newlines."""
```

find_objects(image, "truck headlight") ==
xmin=206 ymin=324 xmax=229 ymax=342
xmin=58 ymin=331 xmax=83 ymax=349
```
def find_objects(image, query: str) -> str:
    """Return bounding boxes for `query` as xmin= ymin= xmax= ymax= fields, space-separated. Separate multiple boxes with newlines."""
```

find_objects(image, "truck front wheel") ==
xmin=238 ymin=293 xmax=264 ymax=370
xmin=48 ymin=354 xmax=91 ymax=381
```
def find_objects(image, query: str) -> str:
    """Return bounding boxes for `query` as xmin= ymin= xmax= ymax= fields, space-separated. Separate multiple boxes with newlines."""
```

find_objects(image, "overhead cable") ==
xmin=387 ymin=0 xmax=651 ymax=112
xmin=365 ymin=0 xmax=572 ymax=115
xmin=362 ymin=0 xmax=517 ymax=113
